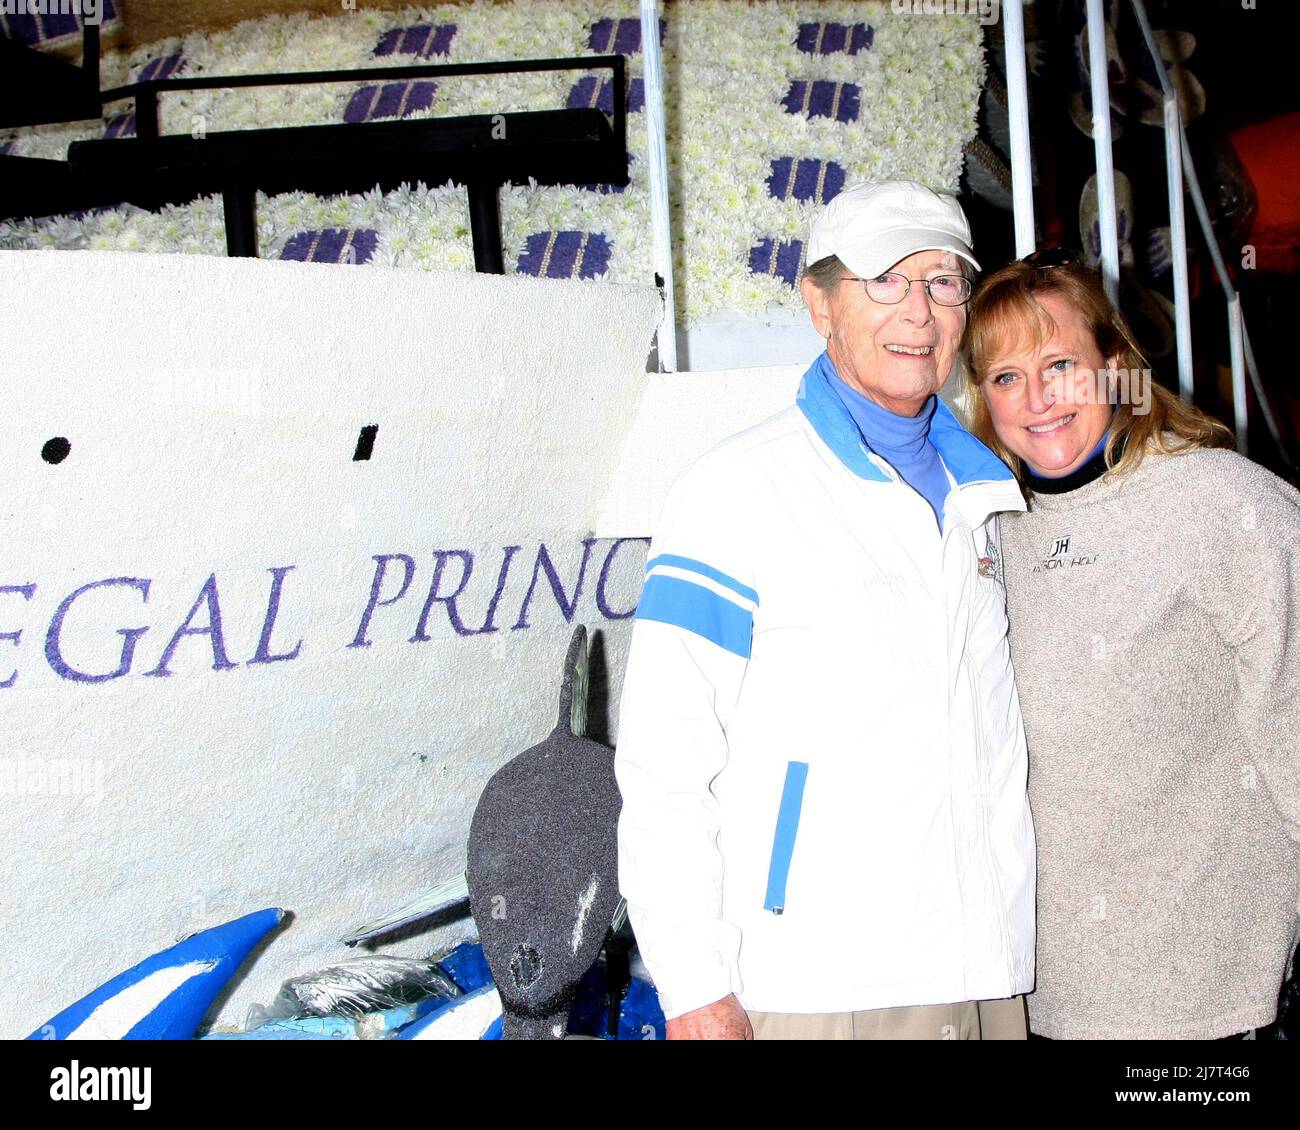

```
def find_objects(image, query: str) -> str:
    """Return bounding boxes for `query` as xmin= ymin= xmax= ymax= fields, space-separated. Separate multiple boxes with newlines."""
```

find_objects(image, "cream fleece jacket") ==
xmin=1000 ymin=444 xmax=1300 ymax=1039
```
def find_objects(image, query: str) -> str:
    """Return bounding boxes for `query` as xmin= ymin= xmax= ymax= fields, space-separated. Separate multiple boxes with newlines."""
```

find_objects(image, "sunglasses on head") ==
xmin=1020 ymin=247 xmax=1085 ymax=270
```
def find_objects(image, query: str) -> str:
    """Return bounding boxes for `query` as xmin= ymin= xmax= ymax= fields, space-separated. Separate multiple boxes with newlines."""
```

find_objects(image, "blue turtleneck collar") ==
xmin=821 ymin=354 xmax=952 ymax=531
xmin=827 ymin=366 xmax=940 ymax=458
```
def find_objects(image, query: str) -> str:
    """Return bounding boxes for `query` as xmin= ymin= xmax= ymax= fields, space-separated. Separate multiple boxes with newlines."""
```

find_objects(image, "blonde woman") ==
xmin=962 ymin=249 xmax=1300 ymax=1039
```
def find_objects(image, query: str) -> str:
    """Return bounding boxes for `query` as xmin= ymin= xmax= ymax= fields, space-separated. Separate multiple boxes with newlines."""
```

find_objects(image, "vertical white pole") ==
xmin=1228 ymin=295 xmax=1247 ymax=454
xmin=1163 ymin=98 xmax=1193 ymax=402
xmin=1131 ymin=0 xmax=1193 ymax=402
xmin=1242 ymin=321 xmax=1289 ymax=465
xmin=1085 ymin=0 xmax=1120 ymax=304
xmin=641 ymin=0 xmax=677 ymax=372
xmin=1002 ymin=0 xmax=1036 ymax=257
xmin=1180 ymin=118 xmax=1253 ymax=456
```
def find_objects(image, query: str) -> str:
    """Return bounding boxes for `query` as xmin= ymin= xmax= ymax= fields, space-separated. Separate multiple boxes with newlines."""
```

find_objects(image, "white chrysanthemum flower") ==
xmin=3 ymin=0 xmax=982 ymax=321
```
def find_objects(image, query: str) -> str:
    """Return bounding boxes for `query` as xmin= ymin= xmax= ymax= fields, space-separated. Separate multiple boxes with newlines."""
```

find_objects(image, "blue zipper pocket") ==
xmin=763 ymin=761 xmax=809 ymax=915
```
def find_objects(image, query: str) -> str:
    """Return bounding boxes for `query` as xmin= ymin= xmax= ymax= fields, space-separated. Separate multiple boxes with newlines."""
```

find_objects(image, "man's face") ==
xmin=801 ymin=249 xmax=968 ymax=417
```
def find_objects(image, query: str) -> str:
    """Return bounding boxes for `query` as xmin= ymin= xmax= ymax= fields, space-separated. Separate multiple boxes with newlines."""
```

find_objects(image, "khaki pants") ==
xmin=746 ymin=995 xmax=1028 ymax=1040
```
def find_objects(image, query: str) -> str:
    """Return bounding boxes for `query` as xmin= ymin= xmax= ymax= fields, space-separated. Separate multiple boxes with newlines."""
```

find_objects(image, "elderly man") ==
xmin=614 ymin=181 xmax=1035 ymax=1040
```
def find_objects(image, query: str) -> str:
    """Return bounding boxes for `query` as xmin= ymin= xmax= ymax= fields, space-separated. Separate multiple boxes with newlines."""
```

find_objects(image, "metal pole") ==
xmin=1228 ymin=295 xmax=1247 ymax=453
xmin=1132 ymin=0 xmax=1291 ymax=464
xmin=1130 ymin=0 xmax=1193 ymax=401
xmin=1086 ymin=0 xmax=1120 ymax=304
xmin=1160 ymin=97 xmax=1193 ymax=402
xmin=1002 ymin=0 xmax=1035 ymax=256
xmin=641 ymin=0 xmax=677 ymax=372
xmin=1175 ymin=124 xmax=1251 ymax=452
xmin=1241 ymin=321 xmax=1294 ymax=469
xmin=1178 ymin=121 xmax=1233 ymax=304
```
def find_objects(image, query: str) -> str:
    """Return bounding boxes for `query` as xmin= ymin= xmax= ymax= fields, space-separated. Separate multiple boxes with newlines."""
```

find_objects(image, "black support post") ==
xmin=466 ymin=178 xmax=505 ymax=274
xmin=222 ymin=187 xmax=258 ymax=257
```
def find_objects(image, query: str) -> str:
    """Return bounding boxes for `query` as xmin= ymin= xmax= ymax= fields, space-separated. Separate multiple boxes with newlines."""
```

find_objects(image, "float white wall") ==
xmin=0 ymin=250 xmax=662 ymax=1036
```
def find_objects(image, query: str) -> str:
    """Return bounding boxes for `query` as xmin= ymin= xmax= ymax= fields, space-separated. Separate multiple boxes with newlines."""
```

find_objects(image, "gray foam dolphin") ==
xmin=467 ymin=625 xmax=623 ymax=1039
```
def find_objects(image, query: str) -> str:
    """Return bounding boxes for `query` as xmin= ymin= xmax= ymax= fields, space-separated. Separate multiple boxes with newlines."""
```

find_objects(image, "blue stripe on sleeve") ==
xmin=644 ymin=554 xmax=759 ymax=606
xmin=635 ymin=573 xmax=754 ymax=658
xmin=764 ymin=761 xmax=809 ymax=914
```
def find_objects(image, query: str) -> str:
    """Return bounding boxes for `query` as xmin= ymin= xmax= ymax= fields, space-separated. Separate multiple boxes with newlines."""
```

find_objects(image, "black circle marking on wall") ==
xmin=42 ymin=438 xmax=71 ymax=465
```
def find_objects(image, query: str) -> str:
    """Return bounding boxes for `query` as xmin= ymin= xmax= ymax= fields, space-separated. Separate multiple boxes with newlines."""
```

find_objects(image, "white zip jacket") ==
xmin=615 ymin=352 xmax=1036 ymax=1020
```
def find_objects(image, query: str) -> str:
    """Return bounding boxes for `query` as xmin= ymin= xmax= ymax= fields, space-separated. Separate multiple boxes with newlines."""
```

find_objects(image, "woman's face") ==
xmin=977 ymin=291 xmax=1117 ymax=477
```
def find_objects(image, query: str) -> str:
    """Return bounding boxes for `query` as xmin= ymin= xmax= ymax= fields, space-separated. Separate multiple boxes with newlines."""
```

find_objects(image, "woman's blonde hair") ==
xmin=960 ymin=257 xmax=1232 ymax=479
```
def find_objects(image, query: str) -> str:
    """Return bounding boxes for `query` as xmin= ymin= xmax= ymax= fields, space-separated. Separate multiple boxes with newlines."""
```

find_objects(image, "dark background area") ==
xmin=962 ymin=0 xmax=1300 ymax=481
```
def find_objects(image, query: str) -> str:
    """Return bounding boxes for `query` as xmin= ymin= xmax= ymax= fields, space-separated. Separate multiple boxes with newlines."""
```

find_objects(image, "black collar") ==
xmin=1022 ymin=437 xmax=1123 ymax=495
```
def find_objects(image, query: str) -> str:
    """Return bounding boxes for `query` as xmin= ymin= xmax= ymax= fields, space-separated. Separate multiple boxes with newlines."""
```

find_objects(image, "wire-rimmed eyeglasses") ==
xmin=839 ymin=271 xmax=973 ymax=307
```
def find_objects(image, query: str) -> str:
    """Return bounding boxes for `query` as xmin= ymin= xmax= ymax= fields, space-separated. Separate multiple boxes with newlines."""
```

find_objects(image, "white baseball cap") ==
xmin=805 ymin=180 xmax=980 ymax=280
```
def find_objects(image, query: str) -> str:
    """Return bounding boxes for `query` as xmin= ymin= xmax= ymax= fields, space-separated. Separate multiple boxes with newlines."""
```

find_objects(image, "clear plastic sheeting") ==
xmin=252 ymin=955 xmax=462 ymax=1024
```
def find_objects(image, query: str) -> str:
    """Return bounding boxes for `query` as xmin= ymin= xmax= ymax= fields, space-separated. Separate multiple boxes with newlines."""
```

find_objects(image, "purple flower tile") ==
xmin=517 ymin=231 xmax=612 ymax=280
xmin=0 ymin=0 xmax=117 ymax=48
xmin=281 ymin=228 xmax=379 ymax=265
xmin=0 ymin=140 xmax=13 ymax=157
xmin=766 ymin=158 xmax=846 ymax=204
xmin=782 ymin=81 xmax=860 ymax=123
xmin=137 ymin=53 xmax=187 ymax=82
xmin=374 ymin=23 xmax=456 ymax=60
xmin=104 ymin=112 xmax=136 ymax=139
xmin=749 ymin=238 xmax=805 ymax=286
xmin=566 ymin=76 xmax=644 ymax=114
xmin=796 ymin=22 xmax=873 ymax=56
xmin=587 ymin=17 xmax=665 ymax=55
xmin=344 ymin=80 xmax=437 ymax=124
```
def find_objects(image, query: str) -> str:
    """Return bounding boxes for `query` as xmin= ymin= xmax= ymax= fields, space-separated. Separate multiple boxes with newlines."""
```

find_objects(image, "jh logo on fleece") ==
xmin=1034 ymin=535 xmax=1101 ymax=573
